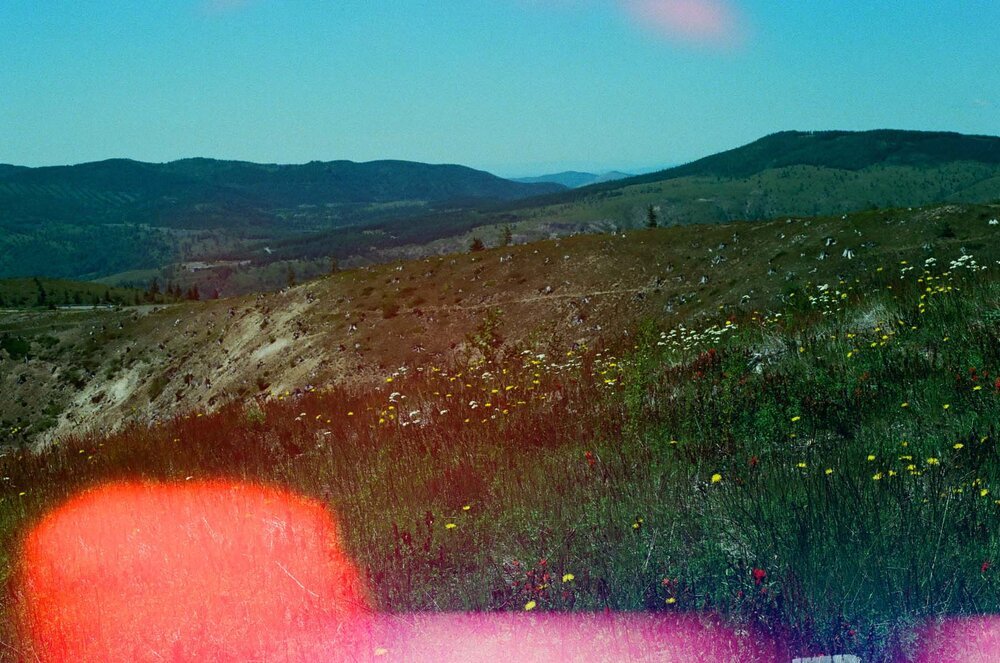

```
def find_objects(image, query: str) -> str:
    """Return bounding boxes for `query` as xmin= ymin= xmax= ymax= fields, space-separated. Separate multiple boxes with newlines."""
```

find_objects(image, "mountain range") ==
xmin=2 ymin=129 xmax=999 ymax=294
xmin=512 ymin=171 xmax=632 ymax=188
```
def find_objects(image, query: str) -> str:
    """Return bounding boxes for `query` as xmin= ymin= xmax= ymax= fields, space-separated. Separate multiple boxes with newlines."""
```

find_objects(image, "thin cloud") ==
xmin=525 ymin=0 xmax=746 ymax=48
xmin=621 ymin=0 xmax=743 ymax=46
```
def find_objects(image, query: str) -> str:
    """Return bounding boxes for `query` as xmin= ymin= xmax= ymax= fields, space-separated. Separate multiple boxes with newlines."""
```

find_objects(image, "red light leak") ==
xmin=18 ymin=481 xmax=372 ymax=662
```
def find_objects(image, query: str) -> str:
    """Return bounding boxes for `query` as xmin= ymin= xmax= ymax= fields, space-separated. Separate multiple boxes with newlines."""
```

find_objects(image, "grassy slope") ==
xmin=0 ymin=216 xmax=997 ymax=659
xmin=1 ymin=204 xmax=998 ymax=451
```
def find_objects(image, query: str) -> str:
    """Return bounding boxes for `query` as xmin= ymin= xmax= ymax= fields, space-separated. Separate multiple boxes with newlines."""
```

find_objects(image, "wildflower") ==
xmin=872 ymin=473 xmax=883 ymax=481
xmin=926 ymin=457 xmax=940 ymax=465
xmin=983 ymin=561 xmax=992 ymax=573
xmin=867 ymin=454 xmax=876 ymax=462
xmin=462 ymin=505 xmax=471 ymax=511
xmin=445 ymin=523 xmax=457 ymax=530
xmin=711 ymin=473 xmax=722 ymax=484
xmin=752 ymin=568 xmax=767 ymax=585
xmin=901 ymin=402 xmax=909 ymax=408
xmin=665 ymin=597 xmax=677 ymax=604
xmin=562 ymin=573 xmax=575 ymax=583
xmin=982 ymin=489 xmax=991 ymax=498
xmin=796 ymin=462 xmax=807 ymax=469
xmin=790 ymin=416 xmax=801 ymax=422
xmin=825 ymin=468 xmax=834 ymax=475
xmin=524 ymin=600 xmax=537 ymax=611
xmin=954 ymin=443 xmax=964 ymax=450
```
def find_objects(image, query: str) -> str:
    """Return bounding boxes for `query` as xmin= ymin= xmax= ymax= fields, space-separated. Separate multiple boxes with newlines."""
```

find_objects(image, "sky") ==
xmin=1 ymin=0 xmax=998 ymax=176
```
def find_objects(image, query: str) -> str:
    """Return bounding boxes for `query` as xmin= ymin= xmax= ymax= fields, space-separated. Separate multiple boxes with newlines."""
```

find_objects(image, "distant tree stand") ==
xmin=646 ymin=205 xmax=658 ymax=229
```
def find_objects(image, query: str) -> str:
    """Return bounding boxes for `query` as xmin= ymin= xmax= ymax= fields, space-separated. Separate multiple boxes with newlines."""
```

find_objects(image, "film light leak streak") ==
xmin=16 ymin=481 xmax=997 ymax=661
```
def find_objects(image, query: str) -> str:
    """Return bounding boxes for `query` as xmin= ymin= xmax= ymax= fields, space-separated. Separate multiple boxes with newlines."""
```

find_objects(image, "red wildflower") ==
xmin=752 ymin=568 xmax=767 ymax=585
xmin=749 ymin=456 xmax=759 ymax=468
xmin=584 ymin=451 xmax=596 ymax=468
xmin=982 ymin=561 xmax=992 ymax=574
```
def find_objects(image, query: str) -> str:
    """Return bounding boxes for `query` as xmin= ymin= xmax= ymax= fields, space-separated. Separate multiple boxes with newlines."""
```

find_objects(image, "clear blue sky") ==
xmin=2 ymin=0 xmax=997 ymax=176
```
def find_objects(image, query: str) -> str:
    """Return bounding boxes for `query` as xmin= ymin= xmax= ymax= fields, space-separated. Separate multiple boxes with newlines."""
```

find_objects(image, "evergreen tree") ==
xmin=469 ymin=237 xmax=486 ymax=252
xmin=147 ymin=278 xmax=160 ymax=302
xmin=646 ymin=205 xmax=658 ymax=229
xmin=34 ymin=278 xmax=47 ymax=307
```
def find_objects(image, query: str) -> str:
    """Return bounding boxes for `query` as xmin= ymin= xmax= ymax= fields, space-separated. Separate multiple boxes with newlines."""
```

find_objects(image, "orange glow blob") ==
xmin=18 ymin=481 xmax=372 ymax=662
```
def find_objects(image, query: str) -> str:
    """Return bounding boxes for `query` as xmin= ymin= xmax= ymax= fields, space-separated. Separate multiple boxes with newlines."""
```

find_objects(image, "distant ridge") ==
xmin=513 ymin=171 xmax=632 ymax=188
xmin=534 ymin=129 xmax=1000 ymax=203
xmin=0 ymin=157 xmax=565 ymax=227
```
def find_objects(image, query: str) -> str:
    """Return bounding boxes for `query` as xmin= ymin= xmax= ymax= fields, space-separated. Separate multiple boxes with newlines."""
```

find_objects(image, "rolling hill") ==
xmin=0 ymin=158 xmax=564 ymax=282
xmin=545 ymin=129 xmax=1000 ymax=200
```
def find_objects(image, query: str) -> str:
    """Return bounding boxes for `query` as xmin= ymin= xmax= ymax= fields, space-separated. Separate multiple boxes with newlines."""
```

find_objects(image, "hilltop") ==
xmin=539 ymin=129 xmax=1000 ymax=201
xmin=439 ymin=129 xmax=1000 ymax=244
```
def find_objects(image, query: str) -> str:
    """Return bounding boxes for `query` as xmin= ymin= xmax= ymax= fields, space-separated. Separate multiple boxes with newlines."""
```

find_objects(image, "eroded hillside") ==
xmin=2 ymin=203 xmax=998 ymax=449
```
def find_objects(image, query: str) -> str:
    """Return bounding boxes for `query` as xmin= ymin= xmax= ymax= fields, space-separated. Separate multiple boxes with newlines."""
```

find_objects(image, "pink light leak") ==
xmin=371 ymin=612 xmax=789 ymax=661
xmin=912 ymin=616 xmax=1000 ymax=663
xmin=622 ymin=0 xmax=742 ymax=46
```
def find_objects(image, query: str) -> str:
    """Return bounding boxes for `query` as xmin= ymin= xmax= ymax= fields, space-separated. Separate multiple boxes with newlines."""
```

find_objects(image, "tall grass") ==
xmin=0 ymin=258 xmax=997 ymax=661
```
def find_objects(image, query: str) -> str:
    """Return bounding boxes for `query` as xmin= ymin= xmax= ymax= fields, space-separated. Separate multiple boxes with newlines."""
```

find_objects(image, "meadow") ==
xmin=0 ymin=241 xmax=997 ymax=660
